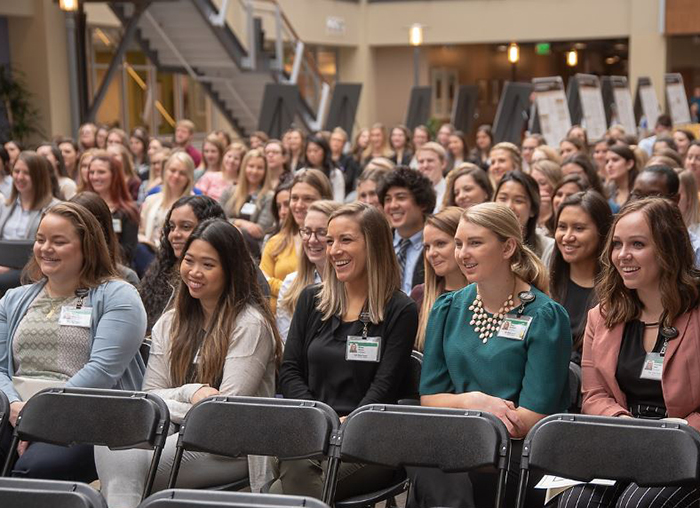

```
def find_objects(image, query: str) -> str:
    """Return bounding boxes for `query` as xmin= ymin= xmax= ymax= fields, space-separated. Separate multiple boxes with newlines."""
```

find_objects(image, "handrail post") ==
xmin=241 ymin=0 xmax=256 ymax=70
xmin=289 ymin=40 xmax=304 ymax=84
xmin=274 ymin=3 xmax=284 ymax=73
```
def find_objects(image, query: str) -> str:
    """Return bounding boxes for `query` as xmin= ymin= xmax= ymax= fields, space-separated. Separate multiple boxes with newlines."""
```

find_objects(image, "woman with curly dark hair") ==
xmin=139 ymin=195 xmax=269 ymax=333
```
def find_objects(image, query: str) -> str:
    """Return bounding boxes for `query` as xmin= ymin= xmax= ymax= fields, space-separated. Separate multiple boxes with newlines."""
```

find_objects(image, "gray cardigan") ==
xmin=0 ymin=198 xmax=60 ymax=240
xmin=0 ymin=279 xmax=146 ymax=402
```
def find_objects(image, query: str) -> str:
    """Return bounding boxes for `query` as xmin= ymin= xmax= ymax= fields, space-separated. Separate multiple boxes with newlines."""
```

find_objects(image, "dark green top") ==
xmin=420 ymin=284 xmax=572 ymax=414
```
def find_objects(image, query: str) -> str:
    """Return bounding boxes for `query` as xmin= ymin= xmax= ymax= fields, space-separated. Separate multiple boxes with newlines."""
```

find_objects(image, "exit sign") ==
xmin=536 ymin=43 xmax=551 ymax=55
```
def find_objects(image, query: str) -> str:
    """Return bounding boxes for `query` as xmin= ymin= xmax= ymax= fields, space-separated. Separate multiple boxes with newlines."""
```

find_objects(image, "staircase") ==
xmin=110 ymin=0 xmax=330 ymax=138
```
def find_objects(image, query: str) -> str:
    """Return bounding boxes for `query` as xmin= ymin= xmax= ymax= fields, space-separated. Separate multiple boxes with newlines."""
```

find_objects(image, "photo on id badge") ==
xmin=497 ymin=315 xmax=532 ymax=340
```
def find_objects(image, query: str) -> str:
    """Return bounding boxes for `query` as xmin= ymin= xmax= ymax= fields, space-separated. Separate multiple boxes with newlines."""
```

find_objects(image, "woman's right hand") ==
xmin=190 ymin=386 xmax=220 ymax=404
xmin=459 ymin=392 xmax=524 ymax=436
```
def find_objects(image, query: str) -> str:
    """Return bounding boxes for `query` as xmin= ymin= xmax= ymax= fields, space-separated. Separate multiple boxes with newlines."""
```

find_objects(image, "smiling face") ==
xmin=454 ymin=219 xmax=512 ymax=283
xmin=448 ymin=135 xmax=464 ymax=158
xmin=453 ymin=174 xmax=488 ymax=209
xmin=12 ymin=158 xmax=33 ymax=199
xmin=674 ymin=131 xmax=691 ymax=156
xmin=129 ymin=137 xmax=145 ymax=158
xmin=476 ymin=130 xmax=491 ymax=150
xmin=530 ymin=168 xmax=553 ymax=204
xmin=290 ymin=182 xmax=321 ymax=227
xmin=79 ymin=155 xmax=93 ymax=186
xmin=107 ymin=132 xmax=123 ymax=147
xmin=148 ymin=138 xmax=163 ymax=158
xmin=34 ymin=214 xmax=84 ymax=284
xmin=168 ymin=205 xmax=198 ymax=258
xmin=202 ymin=142 xmax=221 ymax=169
xmin=423 ymin=223 xmax=459 ymax=278
xmin=369 ymin=128 xmax=384 ymax=150
xmin=495 ymin=181 xmax=532 ymax=229
xmin=383 ymin=186 xmax=425 ymax=237
xmin=265 ymin=142 xmax=285 ymax=170
xmin=521 ymin=137 xmax=539 ymax=164
xmin=165 ymin=158 xmax=190 ymax=195
xmin=560 ymin=140 xmax=578 ymax=159
xmin=88 ymin=159 xmax=113 ymax=197
xmin=96 ymin=128 xmax=108 ymax=149
xmin=302 ymin=210 xmax=329 ymax=266
xmin=244 ymin=156 xmax=266 ymax=189
xmin=553 ymin=182 xmax=583 ymax=214
xmin=357 ymin=179 xmax=380 ymax=209
xmin=489 ymin=149 xmax=514 ymax=184
xmin=592 ymin=141 xmax=608 ymax=172
xmin=413 ymin=128 xmax=428 ymax=148
xmin=180 ymin=239 xmax=225 ymax=307
xmin=305 ymin=142 xmax=324 ymax=168
xmin=685 ymin=145 xmax=700 ymax=179
xmin=326 ymin=215 xmax=367 ymax=284
xmin=611 ymin=210 xmax=660 ymax=291
xmin=390 ymin=128 xmax=407 ymax=151
xmin=417 ymin=149 xmax=445 ymax=186
xmin=276 ymin=189 xmax=291 ymax=224
xmin=59 ymin=142 xmax=78 ymax=171
xmin=223 ymin=149 xmax=242 ymax=178
xmin=555 ymin=205 xmax=599 ymax=266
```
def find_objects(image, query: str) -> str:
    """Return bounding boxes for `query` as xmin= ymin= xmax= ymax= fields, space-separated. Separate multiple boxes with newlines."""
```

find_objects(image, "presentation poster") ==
xmin=533 ymin=77 xmax=572 ymax=146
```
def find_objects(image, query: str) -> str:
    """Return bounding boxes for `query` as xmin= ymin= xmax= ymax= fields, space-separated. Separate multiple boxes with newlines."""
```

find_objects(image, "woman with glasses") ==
xmin=276 ymin=200 xmax=341 ymax=342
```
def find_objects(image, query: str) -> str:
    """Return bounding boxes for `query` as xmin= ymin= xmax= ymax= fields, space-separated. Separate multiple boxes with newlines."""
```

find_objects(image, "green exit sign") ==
xmin=536 ymin=43 xmax=551 ymax=55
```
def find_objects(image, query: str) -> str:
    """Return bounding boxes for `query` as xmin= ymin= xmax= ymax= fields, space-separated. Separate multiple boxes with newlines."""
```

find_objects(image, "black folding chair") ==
xmin=0 ymin=390 xmax=9 ymax=445
xmin=568 ymin=362 xmax=582 ymax=413
xmin=515 ymin=413 xmax=700 ymax=508
xmin=397 ymin=351 xmax=423 ymax=406
xmin=1 ymin=388 xmax=170 ymax=500
xmin=0 ymin=477 xmax=107 ymax=507
xmin=330 ymin=404 xmax=511 ymax=508
xmin=0 ymin=240 xmax=34 ymax=269
xmin=167 ymin=396 xmax=340 ymax=502
xmin=138 ymin=489 xmax=330 ymax=508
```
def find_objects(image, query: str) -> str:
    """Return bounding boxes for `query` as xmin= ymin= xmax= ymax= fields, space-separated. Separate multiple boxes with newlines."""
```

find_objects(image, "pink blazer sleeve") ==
xmin=581 ymin=307 xmax=632 ymax=418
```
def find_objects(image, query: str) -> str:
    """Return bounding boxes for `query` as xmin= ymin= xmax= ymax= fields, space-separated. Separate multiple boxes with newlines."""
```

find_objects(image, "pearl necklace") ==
xmin=468 ymin=288 xmax=516 ymax=344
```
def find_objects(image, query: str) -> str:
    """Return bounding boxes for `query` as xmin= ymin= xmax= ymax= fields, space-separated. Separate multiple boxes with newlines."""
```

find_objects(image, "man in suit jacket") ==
xmin=378 ymin=166 xmax=436 ymax=295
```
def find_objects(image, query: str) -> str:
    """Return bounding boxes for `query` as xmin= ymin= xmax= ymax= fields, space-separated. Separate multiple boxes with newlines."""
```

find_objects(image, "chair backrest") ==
xmin=138 ymin=489 xmax=331 ymax=508
xmin=177 ymin=396 xmax=339 ymax=460
xmin=0 ymin=478 xmax=107 ymax=508
xmin=0 ymin=390 xmax=9 ymax=444
xmin=12 ymin=388 xmax=169 ymax=450
xmin=339 ymin=404 xmax=510 ymax=472
xmin=399 ymin=351 xmax=423 ymax=402
xmin=521 ymin=414 xmax=700 ymax=485
xmin=568 ymin=362 xmax=582 ymax=413
xmin=0 ymin=240 xmax=34 ymax=269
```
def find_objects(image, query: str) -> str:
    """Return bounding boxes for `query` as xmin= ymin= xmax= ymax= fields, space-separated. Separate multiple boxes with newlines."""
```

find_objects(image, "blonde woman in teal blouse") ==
xmin=411 ymin=202 xmax=571 ymax=508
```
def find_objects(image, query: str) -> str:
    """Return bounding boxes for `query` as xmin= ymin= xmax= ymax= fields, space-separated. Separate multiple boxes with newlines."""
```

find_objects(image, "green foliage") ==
xmin=0 ymin=65 xmax=43 ymax=142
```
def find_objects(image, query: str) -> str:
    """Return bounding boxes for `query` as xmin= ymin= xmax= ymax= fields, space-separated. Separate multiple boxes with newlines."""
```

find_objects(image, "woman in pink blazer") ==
xmin=555 ymin=197 xmax=700 ymax=508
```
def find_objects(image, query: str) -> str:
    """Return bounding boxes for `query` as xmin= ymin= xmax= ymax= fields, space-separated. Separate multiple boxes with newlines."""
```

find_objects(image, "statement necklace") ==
xmin=468 ymin=283 xmax=517 ymax=344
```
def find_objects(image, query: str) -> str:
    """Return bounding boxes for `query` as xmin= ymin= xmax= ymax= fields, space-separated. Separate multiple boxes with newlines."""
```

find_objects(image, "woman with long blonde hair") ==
xmin=362 ymin=123 xmax=394 ymax=165
xmin=412 ymin=207 xmax=467 ymax=351
xmin=278 ymin=202 xmax=417 ymax=500
xmin=276 ymin=200 xmax=341 ymax=341
xmin=222 ymin=148 xmax=275 ymax=240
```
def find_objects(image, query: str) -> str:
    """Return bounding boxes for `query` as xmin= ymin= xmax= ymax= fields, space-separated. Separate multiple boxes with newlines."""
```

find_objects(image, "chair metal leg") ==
xmin=514 ymin=468 xmax=529 ymax=508
xmin=323 ymin=456 xmax=341 ymax=506
xmin=143 ymin=445 xmax=164 ymax=498
xmin=166 ymin=445 xmax=185 ymax=489
xmin=1 ymin=436 xmax=19 ymax=477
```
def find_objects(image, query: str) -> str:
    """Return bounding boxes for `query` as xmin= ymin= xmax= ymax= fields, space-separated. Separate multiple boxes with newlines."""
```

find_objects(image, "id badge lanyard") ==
xmin=640 ymin=325 xmax=678 ymax=381
xmin=346 ymin=303 xmax=381 ymax=363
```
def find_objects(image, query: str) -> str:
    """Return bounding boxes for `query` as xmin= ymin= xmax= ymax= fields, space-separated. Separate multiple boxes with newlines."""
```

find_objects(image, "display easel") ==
xmin=257 ymin=84 xmax=300 ymax=139
xmin=601 ymin=76 xmax=636 ymax=135
xmin=451 ymin=85 xmax=479 ymax=134
xmin=324 ymin=83 xmax=362 ymax=138
xmin=493 ymin=82 xmax=533 ymax=144
xmin=532 ymin=77 xmax=571 ymax=146
xmin=567 ymin=74 xmax=607 ymax=142
xmin=405 ymin=87 xmax=432 ymax=130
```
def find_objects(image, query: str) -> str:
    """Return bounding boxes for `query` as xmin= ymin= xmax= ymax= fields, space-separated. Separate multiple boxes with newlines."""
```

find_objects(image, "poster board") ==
xmin=634 ymin=77 xmax=660 ymax=134
xmin=532 ymin=77 xmax=571 ymax=146
xmin=567 ymin=74 xmax=607 ymax=142
xmin=601 ymin=76 xmax=636 ymax=135
xmin=665 ymin=73 xmax=692 ymax=125
xmin=493 ymin=82 xmax=533 ymax=145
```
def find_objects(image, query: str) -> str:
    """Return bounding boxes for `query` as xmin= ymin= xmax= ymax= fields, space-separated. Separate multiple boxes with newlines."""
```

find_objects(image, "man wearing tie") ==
xmin=379 ymin=166 xmax=437 ymax=295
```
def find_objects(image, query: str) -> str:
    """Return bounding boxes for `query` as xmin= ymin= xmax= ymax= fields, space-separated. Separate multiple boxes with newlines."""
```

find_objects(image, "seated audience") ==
xmin=529 ymin=159 xmax=563 ymax=233
xmin=107 ymin=142 xmax=141 ymax=201
xmin=410 ymin=125 xmax=430 ymax=169
xmin=678 ymin=170 xmax=700 ymax=237
xmin=221 ymin=148 xmax=275 ymax=241
xmin=521 ymin=133 xmax=546 ymax=172
xmin=78 ymin=123 xmax=97 ymax=151
xmin=260 ymin=169 xmax=333 ymax=312
xmin=0 ymin=146 xmax=11 ymax=198
xmin=58 ymin=138 xmax=80 ymax=182
xmin=389 ymin=124 xmax=413 ymax=166
xmin=0 ymin=151 xmax=60 ymax=296
xmin=354 ymin=158 xmax=393 ymax=207
xmin=173 ymin=119 xmax=202 ymax=168
xmin=284 ymin=127 xmax=306 ymax=173
xmin=37 ymin=142 xmax=77 ymax=200
xmin=379 ymin=167 xmax=437 ymax=295
xmin=0 ymin=202 xmax=146 ymax=481
xmin=76 ymin=149 xmax=96 ymax=193
xmin=413 ymin=202 xmax=571 ymax=508
xmin=194 ymin=135 xmax=226 ymax=197
xmin=469 ymin=124 xmax=493 ymax=170
xmin=559 ymin=136 xmax=586 ymax=160
xmin=4 ymin=140 xmax=21 ymax=168
xmin=411 ymin=207 xmax=467 ymax=351
xmin=129 ymin=127 xmax=150 ymax=180
xmin=264 ymin=139 xmax=291 ymax=190
xmin=561 ymin=153 xmax=606 ymax=197
xmin=558 ymin=198 xmax=700 ymax=508
xmin=673 ymin=129 xmax=695 ymax=161
xmin=303 ymin=135 xmax=345 ymax=202
xmin=96 ymin=219 xmax=281 ymax=507
xmin=551 ymin=174 xmax=592 ymax=218
xmin=277 ymin=202 xmax=417 ymax=500
xmin=276 ymin=200 xmax=341 ymax=342
xmin=532 ymin=144 xmax=563 ymax=166
xmin=416 ymin=142 xmax=448 ymax=212
xmin=592 ymin=138 xmax=612 ymax=182
xmin=362 ymin=123 xmax=394 ymax=167
xmin=446 ymin=130 xmax=469 ymax=170
xmin=137 ymin=147 xmax=170 ymax=204
xmin=684 ymin=140 xmax=700 ymax=187
xmin=442 ymin=163 xmax=492 ymax=210
xmin=494 ymin=171 xmax=553 ymax=259
xmin=605 ymin=144 xmax=638 ymax=213
xmin=549 ymin=190 xmax=612 ymax=363
xmin=488 ymin=142 xmax=521 ymax=188
xmin=85 ymin=150 xmax=140 ymax=265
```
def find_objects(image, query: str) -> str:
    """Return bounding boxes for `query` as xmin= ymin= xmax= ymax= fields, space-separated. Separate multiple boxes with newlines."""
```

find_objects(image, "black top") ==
xmin=562 ymin=279 xmax=594 ymax=365
xmin=615 ymin=319 xmax=667 ymax=418
xmin=112 ymin=208 xmax=138 ymax=264
xmin=279 ymin=284 xmax=418 ymax=416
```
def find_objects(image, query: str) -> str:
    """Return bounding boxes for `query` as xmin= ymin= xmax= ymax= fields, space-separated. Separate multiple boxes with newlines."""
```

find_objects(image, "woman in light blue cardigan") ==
xmin=0 ymin=202 xmax=146 ymax=482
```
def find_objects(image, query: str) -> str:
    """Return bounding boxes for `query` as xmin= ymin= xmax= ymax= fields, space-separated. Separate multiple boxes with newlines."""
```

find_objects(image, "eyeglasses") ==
xmin=299 ymin=228 xmax=327 ymax=241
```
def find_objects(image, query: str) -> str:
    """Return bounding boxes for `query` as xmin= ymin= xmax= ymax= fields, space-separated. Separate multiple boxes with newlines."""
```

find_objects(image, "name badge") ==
xmin=640 ymin=352 xmax=663 ymax=381
xmin=112 ymin=218 xmax=123 ymax=233
xmin=240 ymin=202 xmax=257 ymax=216
xmin=346 ymin=336 xmax=381 ymax=362
xmin=497 ymin=315 xmax=533 ymax=341
xmin=58 ymin=306 xmax=92 ymax=328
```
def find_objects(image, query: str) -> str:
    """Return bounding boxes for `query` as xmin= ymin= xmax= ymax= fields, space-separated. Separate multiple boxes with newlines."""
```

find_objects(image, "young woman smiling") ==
xmin=96 ymin=219 xmax=282 ymax=507
xmin=276 ymin=200 xmax=341 ymax=342
xmin=412 ymin=202 xmax=571 ymax=508
xmin=605 ymin=144 xmax=638 ymax=212
xmin=86 ymin=151 xmax=140 ymax=264
xmin=277 ymin=202 xmax=417 ymax=500
xmin=549 ymin=191 xmax=612 ymax=363
xmin=222 ymin=148 xmax=275 ymax=241
xmin=488 ymin=142 xmax=521 ymax=188
xmin=411 ymin=207 xmax=467 ymax=351
xmin=260 ymin=169 xmax=333 ymax=312
xmin=555 ymin=198 xmax=700 ymax=508
xmin=194 ymin=135 xmax=226 ymax=198
xmin=303 ymin=135 xmax=345 ymax=202
xmin=442 ymin=163 xmax=492 ymax=210
xmin=0 ymin=202 xmax=146 ymax=481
